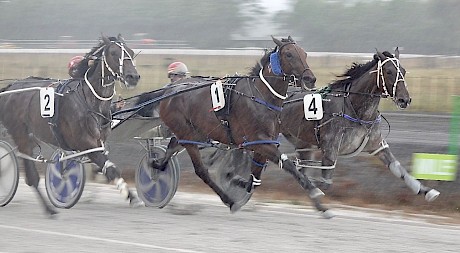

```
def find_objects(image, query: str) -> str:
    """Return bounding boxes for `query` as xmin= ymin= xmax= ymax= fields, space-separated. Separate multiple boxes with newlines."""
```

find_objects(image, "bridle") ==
xmin=259 ymin=42 xmax=311 ymax=100
xmin=84 ymin=41 xmax=136 ymax=101
xmin=372 ymin=57 xmax=407 ymax=100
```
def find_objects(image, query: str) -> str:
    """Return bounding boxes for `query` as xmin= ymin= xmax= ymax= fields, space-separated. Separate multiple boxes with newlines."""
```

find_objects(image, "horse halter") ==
xmin=84 ymin=41 xmax=136 ymax=101
xmin=259 ymin=42 xmax=309 ymax=100
xmin=374 ymin=57 xmax=407 ymax=99
xmin=102 ymin=41 xmax=136 ymax=86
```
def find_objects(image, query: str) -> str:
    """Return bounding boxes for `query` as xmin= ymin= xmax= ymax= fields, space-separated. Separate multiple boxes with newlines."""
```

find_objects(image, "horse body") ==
xmin=152 ymin=36 xmax=332 ymax=215
xmin=0 ymin=35 xmax=141 ymax=214
xmin=281 ymin=49 xmax=440 ymax=202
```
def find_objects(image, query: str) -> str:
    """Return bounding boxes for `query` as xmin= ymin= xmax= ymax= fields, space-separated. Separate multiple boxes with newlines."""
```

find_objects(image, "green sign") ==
xmin=412 ymin=153 xmax=458 ymax=181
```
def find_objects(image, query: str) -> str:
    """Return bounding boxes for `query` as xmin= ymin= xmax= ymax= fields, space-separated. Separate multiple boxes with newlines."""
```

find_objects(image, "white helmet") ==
xmin=167 ymin=62 xmax=189 ymax=78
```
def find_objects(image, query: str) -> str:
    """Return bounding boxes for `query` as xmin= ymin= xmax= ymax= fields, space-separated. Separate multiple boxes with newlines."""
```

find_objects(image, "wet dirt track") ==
xmin=1 ymin=113 xmax=460 ymax=253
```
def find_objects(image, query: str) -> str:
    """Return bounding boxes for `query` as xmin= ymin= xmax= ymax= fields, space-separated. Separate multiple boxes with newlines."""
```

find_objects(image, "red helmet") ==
xmin=167 ymin=62 xmax=189 ymax=78
xmin=68 ymin=56 xmax=84 ymax=78
xmin=68 ymin=55 xmax=84 ymax=70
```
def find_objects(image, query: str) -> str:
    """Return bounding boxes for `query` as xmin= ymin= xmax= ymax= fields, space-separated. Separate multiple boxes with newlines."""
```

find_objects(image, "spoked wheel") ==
xmin=45 ymin=150 xmax=85 ymax=209
xmin=0 ymin=140 xmax=19 ymax=207
xmin=215 ymin=149 xmax=253 ymax=208
xmin=135 ymin=145 xmax=180 ymax=208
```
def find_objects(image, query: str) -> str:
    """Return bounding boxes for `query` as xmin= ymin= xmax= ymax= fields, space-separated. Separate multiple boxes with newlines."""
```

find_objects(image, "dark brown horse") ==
xmin=280 ymin=49 xmax=440 ymax=204
xmin=150 ymin=36 xmax=333 ymax=216
xmin=0 ymin=35 xmax=141 ymax=215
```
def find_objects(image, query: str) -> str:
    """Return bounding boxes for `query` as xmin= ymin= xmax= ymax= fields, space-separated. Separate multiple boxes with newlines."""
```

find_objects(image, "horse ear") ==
xmin=394 ymin=47 xmax=400 ymax=59
xmin=272 ymin=35 xmax=283 ymax=47
xmin=117 ymin=34 xmax=125 ymax=42
xmin=376 ymin=51 xmax=386 ymax=61
xmin=288 ymin=35 xmax=295 ymax=43
xmin=101 ymin=34 xmax=111 ymax=45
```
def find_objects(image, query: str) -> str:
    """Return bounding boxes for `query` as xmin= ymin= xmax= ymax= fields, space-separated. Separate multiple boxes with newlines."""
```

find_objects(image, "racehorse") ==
xmin=150 ymin=36 xmax=333 ymax=216
xmin=280 ymin=49 xmax=440 ymax=203
xmin=0 ymin=35 xmax=141 ymax=215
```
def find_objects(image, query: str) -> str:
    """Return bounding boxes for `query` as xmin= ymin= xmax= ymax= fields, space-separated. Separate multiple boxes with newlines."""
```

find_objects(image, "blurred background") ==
xmin=0 ymin=0 xmax=459 ymax=112
xmin=1 ymin=0 xmax=459 ymax=211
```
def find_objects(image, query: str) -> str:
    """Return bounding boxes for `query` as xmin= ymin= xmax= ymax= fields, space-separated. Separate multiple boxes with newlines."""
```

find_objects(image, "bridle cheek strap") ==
xmin=102 ymin=42 xmax=136 ymax=87
xmin=373 ymin=58 xmax=407 ymax=99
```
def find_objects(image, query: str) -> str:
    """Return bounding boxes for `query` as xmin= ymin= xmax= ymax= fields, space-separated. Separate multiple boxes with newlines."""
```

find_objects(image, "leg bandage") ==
xmin=279 ymin=154 xmax=289 ymax=169
xmin=102 ymin=160 xmax=116 ymax=175
xmin=116 ymin=178 xmax=130 ymax=199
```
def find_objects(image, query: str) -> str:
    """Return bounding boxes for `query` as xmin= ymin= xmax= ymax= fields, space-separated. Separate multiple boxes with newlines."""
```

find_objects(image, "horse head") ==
xmin=374 ymin=48 xmax=411 ymax=109
xmin=271 ymin=35 xmax=316 ymax=90
xmin=101 ymin=34 xmax=140 ymax=88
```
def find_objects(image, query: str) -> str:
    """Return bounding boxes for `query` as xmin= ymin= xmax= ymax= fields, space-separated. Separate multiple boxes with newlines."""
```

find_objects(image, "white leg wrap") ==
xmin=279 ymin=153 xmax=289 ymax=169
xmin=102 ymin=160 xmax=116 ymax=175
xmin=389 ymin=161 xmax=402 ymax=178
xmin=390 ymin=161 xmax=421 ymax=194
xmin=251 ymin=174 xmax=261 ymax=187
xmin=115 ymin=178 xmax=130 ymax=199
xmin=404 ymin=174 xmax=421 ymax=194
xmin=309 ymin=188 xmax=325 ymax=199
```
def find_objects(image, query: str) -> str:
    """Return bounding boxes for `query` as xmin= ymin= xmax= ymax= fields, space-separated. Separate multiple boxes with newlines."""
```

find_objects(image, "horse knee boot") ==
xmin=102 ymin=161 xmax=122 ymax=181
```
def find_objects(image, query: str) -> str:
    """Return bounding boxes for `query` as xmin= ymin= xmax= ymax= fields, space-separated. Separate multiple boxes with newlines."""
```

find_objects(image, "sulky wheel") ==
xmin=215 ymin=149 xmax=253 ymax=208
xmin=135 ymin=145 xmax=180 ymax=208
xmin=45 ymin=150 xmax=85 ymax=209
xmin=0 ymin=140 xmax=19 ymax=207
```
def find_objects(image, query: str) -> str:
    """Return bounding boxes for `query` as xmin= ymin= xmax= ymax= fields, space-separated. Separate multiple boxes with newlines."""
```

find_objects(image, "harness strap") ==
xmin=342 ymin=113 xmax=382 ymax=125
xmin=240 ymin=139 xmax=280 ymax=148
xmin=48 ymin=80 xmax=74 ymax=150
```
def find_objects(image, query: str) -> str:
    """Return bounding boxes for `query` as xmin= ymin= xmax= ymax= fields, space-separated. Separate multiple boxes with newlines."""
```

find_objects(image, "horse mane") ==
xmin=329 ymin=51 xmax=394 ymax=89
xmin=72 ymin=36 xmax=119 ymax=78
xmin=249 ymin=48 xmax=273 ymax=76
xmin=248 ymin=38 xmax=298 ymax=76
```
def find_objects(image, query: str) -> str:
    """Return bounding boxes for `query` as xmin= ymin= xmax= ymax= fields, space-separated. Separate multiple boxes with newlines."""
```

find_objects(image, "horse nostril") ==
xmin=303 ymin=76 xmax=316 ymax=84
xmin=127 ymin=74 xmax=140 ymax=80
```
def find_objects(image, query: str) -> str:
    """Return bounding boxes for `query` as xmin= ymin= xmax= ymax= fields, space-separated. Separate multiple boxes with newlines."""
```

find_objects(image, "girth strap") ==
xmin=48 ymin=79 xmax=74 ymax=150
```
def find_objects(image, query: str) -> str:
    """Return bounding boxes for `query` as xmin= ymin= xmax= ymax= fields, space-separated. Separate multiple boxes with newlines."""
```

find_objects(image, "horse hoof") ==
xmin=321 ymin=210 xmax=335 ymax=219
xmin=309 ymin=188 xmax=325 ymax=199
xmin=230 ymin=202 xmax=243 ymax=213
xmin=130 ymin=197 xmax=145 ymax=208
xmin=425 ymin=189 xmax=440 ymax=202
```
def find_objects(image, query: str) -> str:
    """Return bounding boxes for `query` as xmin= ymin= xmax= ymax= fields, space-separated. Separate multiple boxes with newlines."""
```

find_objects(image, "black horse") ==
xmin=148 ymin=36 xmax=335 ymax=216
xmin=280 ymin=49 xmax=440 ymax=203
xmin=0 ymin=35 xmax=141 ymax=215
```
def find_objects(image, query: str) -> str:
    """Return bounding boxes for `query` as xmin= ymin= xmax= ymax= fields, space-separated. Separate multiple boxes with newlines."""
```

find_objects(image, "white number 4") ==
xmin=303 ymin=93 xmax=323 ymax=120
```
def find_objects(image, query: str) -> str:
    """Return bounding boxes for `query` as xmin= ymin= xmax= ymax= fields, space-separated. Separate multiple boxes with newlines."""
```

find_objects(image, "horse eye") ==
xmin=286 ymin=52 xmax=293 ymax=58
xmin=386 ymin=69 xmax=392 ymax=75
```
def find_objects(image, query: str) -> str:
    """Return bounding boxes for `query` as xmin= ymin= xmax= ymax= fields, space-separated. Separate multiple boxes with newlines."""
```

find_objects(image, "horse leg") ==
xmin=150 ymin=136 xmax=183 ymax=171
xmin=87 ymin=152 xmax=143 ymax=207
xmin=229 ymin=153 xmax=265 ymax=193
xmin=374 ymin=145 xmax=440 ymax=201
xmin=253 ymin=145 xmax=332 ymax=217
xmin=13 ymin=133 xmax=57 ymax=215
xmin=22 ymin=159 xmax=57 ymax=215
xmin=180 ymin=143 xmax=240 ymax=212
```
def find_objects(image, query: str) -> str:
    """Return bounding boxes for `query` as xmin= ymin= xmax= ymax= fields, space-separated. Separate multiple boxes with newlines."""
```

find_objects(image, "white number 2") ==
xmin=40 ymin=87 xmax=55 ymax=118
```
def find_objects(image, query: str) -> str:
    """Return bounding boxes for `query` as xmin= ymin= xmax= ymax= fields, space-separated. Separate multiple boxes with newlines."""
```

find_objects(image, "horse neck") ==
xmin=345 ymin=70 xmax=381 ymax=119
xmin=252 ymin=67 xmax=288 ymax=106
xmin=83 ymin=60 xmax=115 ymax=106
